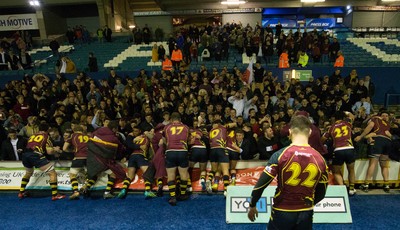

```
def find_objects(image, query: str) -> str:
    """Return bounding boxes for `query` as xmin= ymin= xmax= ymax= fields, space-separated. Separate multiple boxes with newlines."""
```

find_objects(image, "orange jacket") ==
xmin=279 ymin=53 xmax=289 ymax=68
xmin=334 ymin=55 xmax=344 ymax=67
xmin=171 ymin=49 xmax=183 ymax=62
xmin=162 ymin=58 xmax=172 ymax=71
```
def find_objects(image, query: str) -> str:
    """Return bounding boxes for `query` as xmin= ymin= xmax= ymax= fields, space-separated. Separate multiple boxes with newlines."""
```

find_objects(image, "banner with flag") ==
xmin=241 ymin=57 xmax=254 ymax=85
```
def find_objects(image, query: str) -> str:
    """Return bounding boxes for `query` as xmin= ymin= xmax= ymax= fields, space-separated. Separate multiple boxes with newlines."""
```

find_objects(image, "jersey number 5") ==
xmin=285 ymin=162 xmax=319 ymax=188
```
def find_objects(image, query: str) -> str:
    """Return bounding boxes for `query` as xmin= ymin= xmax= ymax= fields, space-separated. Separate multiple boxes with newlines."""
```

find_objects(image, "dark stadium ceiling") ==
xmin=0 ymin=0 xmax=398 ymax=11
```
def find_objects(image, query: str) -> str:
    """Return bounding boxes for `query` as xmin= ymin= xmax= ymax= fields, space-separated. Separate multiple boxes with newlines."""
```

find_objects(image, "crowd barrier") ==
xmin=1 ymin=159 xmax=399 ymax=191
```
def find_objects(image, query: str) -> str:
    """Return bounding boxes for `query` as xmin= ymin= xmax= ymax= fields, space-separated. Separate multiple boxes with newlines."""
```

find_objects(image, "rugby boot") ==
xmin=359 ymin=184 xmax=369 ymax=193
xmin=168 ymin=197 xmax=177 ymax=206
xmin=69 ymin=191 xmax=80 ymax=200
xmin=103 ymin=192 xmax=115 ymax=199
xmin=144 ymin=191 xmax=157 ymax=199
xmin=117 ymin=189 xmax=127 ymax=199
xmin=18 ymin=191 xmax=29 ymax=199
xmin=157 ymin=184 xmax=164 ymax=197
xmin=200 ymin=179 xmax=206 ymax=191
xmin=348 ymin=189 xmax=356 ymax=196
xmin=206 ymin=180 xmax=212 ymax=195
xmin=383 ymin=185 xmax=390 ymax=193
xmin=52 ymin=194 xmax=66 ymax=201
xmin=177 ymin=194 xmax=189 ymax=201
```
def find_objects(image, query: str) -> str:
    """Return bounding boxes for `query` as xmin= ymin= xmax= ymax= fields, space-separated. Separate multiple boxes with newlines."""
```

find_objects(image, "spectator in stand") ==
xmin=0 ymin=46 xmax=12 ymax=71
xmin=59 ymin=56 xmax=76 ymax=74
xmin=321 ymin=38 xmax=330 ymax=63
xmin=151 ymin=44 xmax=159 ymax=62
xmin=18 ymin=49 xmax=32 ymax=70
xmin=297 ymin=50 xmax=309 ymax=68
xmin=142 ymin=24 xmax=151 ymax=44
xmin=363 ymin=75 xmax=375 ymax=100
xmin=171 ymin=45 xmax=183 ymax=69
xmin=279 ymin=49 xmax=289 ymax=68
xmin=88 ymin=52 xmax=98 ymax=72
xmin=162 ymin=55 xmax=173 ymax=72
xmin=66 ymin=27 xmax=75 ymax=44
xmin=103 ymin=25 xmax=112 ymax=42
xmin=257 ymin=123 xmax=280 ymax=160
xmin=1 ymin=128 xmax=27 ymax=161
xmin=334 ymin=50 xmax=344 ymax=68
xmin=330 ymin=38 xmax=341 ymax=62
xmin=49 ymin=39 xmax=60 ymax=58
xmin=96 ymin=27 xmax=104 ymax=43
xmin=158 ymin=45 xmax=166 ymax=61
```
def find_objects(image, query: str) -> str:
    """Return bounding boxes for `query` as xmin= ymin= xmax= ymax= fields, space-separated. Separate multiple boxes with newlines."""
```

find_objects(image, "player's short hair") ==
xmin=39 ymin=123 xmax=49 ymax=132
xmin=170 ymin=112 xmax=181 ymax=121
xmin=334 ymin=111 xmax=345 ymax=121
xmin=72 ymin=125 xmax=83 ymax=132
xmin=289 ymin=115 xmax=311 ymax=135
xmin=107 ymin=120 xmax=119 ymax=130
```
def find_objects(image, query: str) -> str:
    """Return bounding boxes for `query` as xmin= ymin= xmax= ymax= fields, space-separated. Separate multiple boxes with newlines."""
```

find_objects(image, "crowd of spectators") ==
xmin=1 ymin=62 xmax=399 ymax=163
xmin=141 ymin=21 xmax=342 ymax=68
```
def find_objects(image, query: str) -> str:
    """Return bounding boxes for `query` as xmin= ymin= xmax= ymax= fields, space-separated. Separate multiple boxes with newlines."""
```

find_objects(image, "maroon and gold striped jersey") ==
xmin=164 ymin=122 xmax=190 ymax=151
xmin=324 ymin=120 xmax=353 ymax=150
xmin=226 ymin=129 xmax=239 ymax=152
xmin=209 ymin=124 xmax=227 ymax=149
xmin=190 ymin=129 xmax=206 ymax=148
xmin=371 ymin=116 xmax=391 ymax=139
xmin=26 ymin=132 xmax=52 ymax=154
xmin=67 ymin=132 xmax=89 ymax=158
xmin=132 ymin=134 xmax=149 ymax=156
xmin=264 ymin=144 xmax=328 ymax=211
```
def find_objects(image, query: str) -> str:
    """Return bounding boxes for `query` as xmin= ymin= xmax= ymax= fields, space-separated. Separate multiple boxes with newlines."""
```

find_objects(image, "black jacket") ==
xmin=1 ymin=137 xmax=27 ymax=160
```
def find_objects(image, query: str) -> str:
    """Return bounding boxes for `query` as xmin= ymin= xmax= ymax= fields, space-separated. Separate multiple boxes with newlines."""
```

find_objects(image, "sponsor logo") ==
xmin=230 ymin=197 xmax=268 ymax=213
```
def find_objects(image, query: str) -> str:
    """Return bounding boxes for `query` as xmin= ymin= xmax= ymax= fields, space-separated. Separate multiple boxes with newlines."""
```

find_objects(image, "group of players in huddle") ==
xmin=17 ymin=107 xmax=393 ymax=208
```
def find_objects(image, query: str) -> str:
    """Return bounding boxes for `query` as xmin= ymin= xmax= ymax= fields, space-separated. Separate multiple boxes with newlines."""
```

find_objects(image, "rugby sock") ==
xmin=231 ymin=173 xmax=236 ymax=181
xmin=70 ymin=176 xmax=79 ymax=192
xmin=214 ymin=176 xmax=220 ymax=185
xmin=145 ymin=180 xmax=151 ymax=192
xmin=180 ymin=180 xmax=188 ymax=195
xmin=176 ymin=175 xmax=181 ymax=185
xmin=188 ymin=168 xmax=193 ymax=188
xmin=349 ymin=184 xmax=355 ymax=191
xmin=105 ymin=176 xmax=115 ymax=194
xmin=223 ymin=175 xmax=230 ymax=191
xmin=86 ymin=178 xmax=96 ymax=189
xmin=122 ymin=178 xmax=131 ymax=190
xmin=157 ymin=178 xmax=163 ymax=186
xmin=19 ymin=176 xmax=30 ymax=193
xmin=208 ymin=171 xmax=215 ymax=182
xmin=168 ymin=181 xmax=176 ymax=197
xmin=50 ymin=181 xmax=58 ymax=196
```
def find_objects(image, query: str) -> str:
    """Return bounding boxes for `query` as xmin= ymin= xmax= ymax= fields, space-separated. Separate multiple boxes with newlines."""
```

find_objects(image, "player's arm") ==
xmin=248 ymin=150 xmax=280 ymax=222
xmin=249 ymin=171 xmax=275 ymax=207
xmin=125 ymin=135 xmax=141 ymax=150
xmin=62 ymin=142 xmax=73 ymax=152
xmin=355 ymin=120 xmax=375 ymax=142
xmin=314 ymin=170 xmax=329 ymax=205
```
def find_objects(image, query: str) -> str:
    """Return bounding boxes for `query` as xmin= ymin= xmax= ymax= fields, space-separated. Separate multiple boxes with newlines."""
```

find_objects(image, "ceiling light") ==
xmin=29 ymin=1 xmax=40 ymax=6
xmin=221 ymin=0 xmax=246 ymax=5
xmin=381 ymin=0 xmax=399 ymax=2
xmin=301 ymin=0 xmax=325 ymax=3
